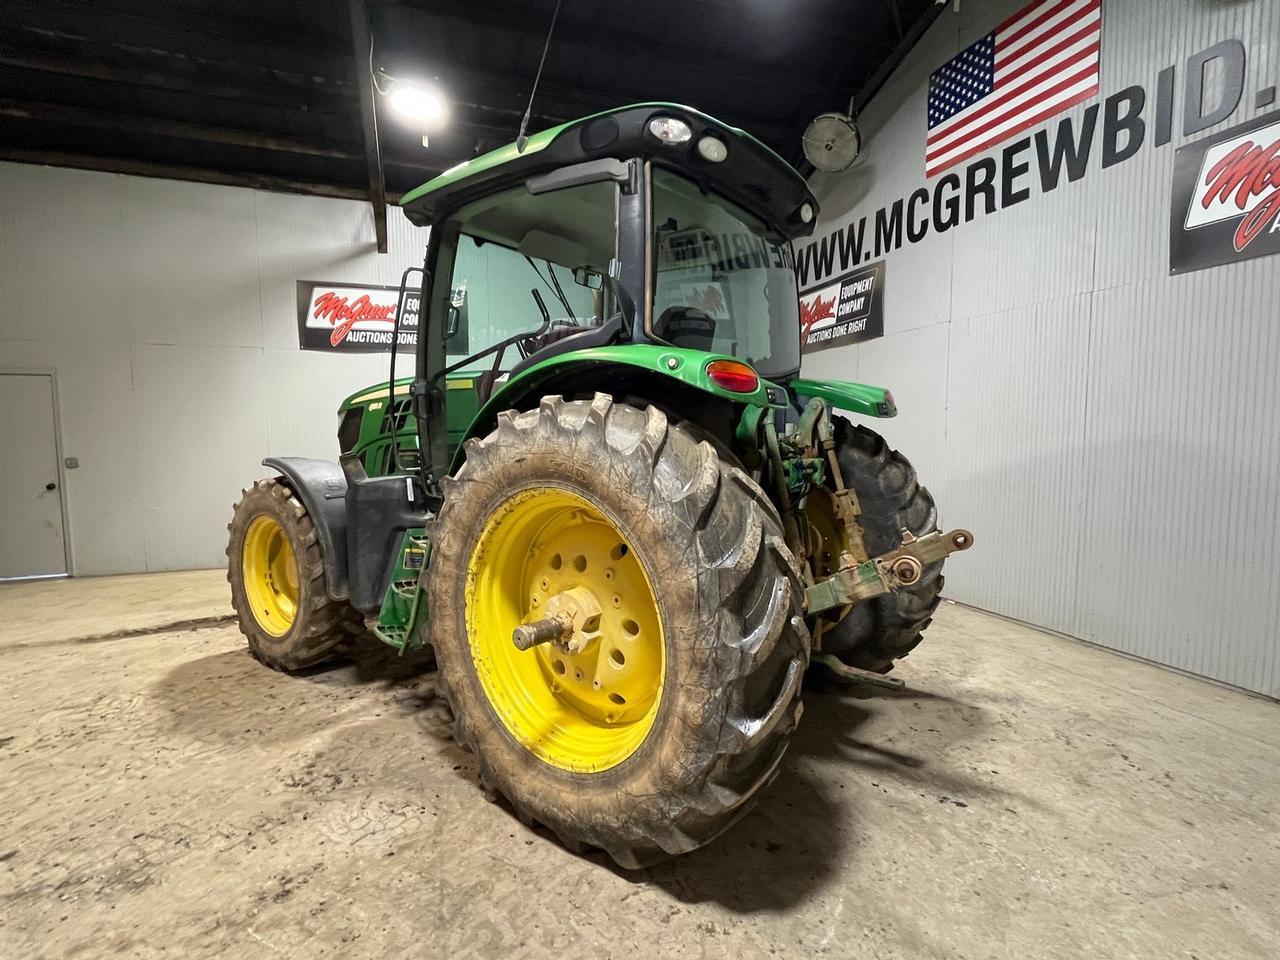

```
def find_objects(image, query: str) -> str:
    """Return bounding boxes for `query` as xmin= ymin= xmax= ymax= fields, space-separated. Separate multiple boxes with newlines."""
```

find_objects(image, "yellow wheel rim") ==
xmin=805 ymin=486 xmax=850 ymax=578
xmin=242 ymin=515 xmax=300 ymax=637
xmin=466 ymin=488 xmax=665 ymax=773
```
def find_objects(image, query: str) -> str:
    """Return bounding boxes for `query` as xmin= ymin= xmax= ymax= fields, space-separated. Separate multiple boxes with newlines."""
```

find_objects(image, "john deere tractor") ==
xmin=227 ymin=104 xmax=972 ymax=867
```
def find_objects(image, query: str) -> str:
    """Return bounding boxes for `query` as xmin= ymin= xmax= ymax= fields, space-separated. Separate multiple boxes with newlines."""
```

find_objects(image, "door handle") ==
xmin=45 ymin=482 xmax=57 ymax=491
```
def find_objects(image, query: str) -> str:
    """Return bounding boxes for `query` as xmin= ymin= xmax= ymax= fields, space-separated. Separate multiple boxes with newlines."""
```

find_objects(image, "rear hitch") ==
xmin=805 ymin=527 xmax=974 ymax=616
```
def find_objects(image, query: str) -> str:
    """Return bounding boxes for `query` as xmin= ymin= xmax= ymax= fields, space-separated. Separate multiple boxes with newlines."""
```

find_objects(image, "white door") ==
xmin=0 ymin=373 xmax=68 ymax=578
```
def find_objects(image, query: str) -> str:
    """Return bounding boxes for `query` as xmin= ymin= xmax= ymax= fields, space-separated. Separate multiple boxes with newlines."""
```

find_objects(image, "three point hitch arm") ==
xmin=781 ymin=396 xmax=975 ymax=619
xmin=804 ymin=527 xmax=974 ymax=616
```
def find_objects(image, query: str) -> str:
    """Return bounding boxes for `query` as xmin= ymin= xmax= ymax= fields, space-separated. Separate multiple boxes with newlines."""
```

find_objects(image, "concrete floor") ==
xmin=1 ymin=572 xmax=1277 ymax=959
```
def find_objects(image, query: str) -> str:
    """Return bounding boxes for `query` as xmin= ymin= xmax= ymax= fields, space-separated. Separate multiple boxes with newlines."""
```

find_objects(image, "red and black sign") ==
xmin=799 ymin=261 xmax=885 ymax=354
xmin=1170 ymin=110 xmax=1280 ymax=275
xmin=295 ymin=280 xmax=420 ymax=353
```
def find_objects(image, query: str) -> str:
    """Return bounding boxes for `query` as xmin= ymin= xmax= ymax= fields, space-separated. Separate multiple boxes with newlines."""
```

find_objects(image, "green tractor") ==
xmin=226 ymin=104 xmax=972 ymax=867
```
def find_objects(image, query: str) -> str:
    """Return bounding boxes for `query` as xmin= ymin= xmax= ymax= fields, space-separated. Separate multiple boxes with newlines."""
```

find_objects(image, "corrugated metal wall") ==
xmin=802 ymin=0 xmax=1280 ymax=696
xmin=0 ymin=163 xmax=424 ymax=575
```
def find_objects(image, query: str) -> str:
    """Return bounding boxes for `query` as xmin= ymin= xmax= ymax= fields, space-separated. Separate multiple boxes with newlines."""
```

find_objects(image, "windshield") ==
xmin=650 ymin=166 xmax=800 ymax=378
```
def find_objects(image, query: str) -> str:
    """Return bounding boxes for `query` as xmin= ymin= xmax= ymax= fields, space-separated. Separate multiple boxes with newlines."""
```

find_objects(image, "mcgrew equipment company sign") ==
xmin=295 ymin=281 xmax=419 ymax=353
xmin=1170 ymin=110 xmax=1280 ymax=275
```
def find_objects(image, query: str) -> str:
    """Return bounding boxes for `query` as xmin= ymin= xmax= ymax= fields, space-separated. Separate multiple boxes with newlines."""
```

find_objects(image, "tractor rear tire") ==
xmin=226 ymin=478 xmax=362 ymax=671
xmin=427 ymin=394 xmax=809 ymax=868
xmin=820 ymin=418 xmax=944 ymax=673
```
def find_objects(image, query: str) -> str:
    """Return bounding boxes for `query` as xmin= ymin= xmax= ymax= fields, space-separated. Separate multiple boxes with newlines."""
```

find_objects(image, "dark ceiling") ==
xmin=0 ymin=0 xmax=941 ymax=248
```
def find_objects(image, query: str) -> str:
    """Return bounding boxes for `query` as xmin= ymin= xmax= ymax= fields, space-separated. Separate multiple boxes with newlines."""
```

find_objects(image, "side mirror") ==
xmin=445 ymin=304 xmax=461 ymax=339
xmin=572 ymin=266 xmax=603 ymax=290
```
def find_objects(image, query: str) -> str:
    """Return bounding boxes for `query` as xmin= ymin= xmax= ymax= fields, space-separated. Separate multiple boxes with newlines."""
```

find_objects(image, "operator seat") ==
xmin=475 ymin=314 xmax=625 ymax=405
xmin=518 ymin=322 xmax=585 ymax=358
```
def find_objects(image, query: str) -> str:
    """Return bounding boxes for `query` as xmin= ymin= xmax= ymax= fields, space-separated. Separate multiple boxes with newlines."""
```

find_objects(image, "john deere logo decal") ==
xmin=1170 ymin=110 xmax=1280 ymax=274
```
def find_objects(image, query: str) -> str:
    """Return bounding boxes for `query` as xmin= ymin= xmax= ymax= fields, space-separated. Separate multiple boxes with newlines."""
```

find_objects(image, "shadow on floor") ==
xmin=151 ymin=630 xmax=437 ymax=747
xmin=809 ymin=683 xmax=1044 ymax=811
xmin=633 ymin=711 xmax=856 ymax=912
xmin=154 ymin=630 xmax=1014 ymax=910
xmin=632 ymin=691 xmax=887 ymax=911
xmin=634 ymin=672 xmax=1049 ymax=911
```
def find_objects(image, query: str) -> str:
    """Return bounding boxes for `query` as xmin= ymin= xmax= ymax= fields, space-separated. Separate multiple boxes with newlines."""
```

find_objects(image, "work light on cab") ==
xmin=649 ymin=116 xmax=693 ymax=144
xmin=696 ymin=136 xmax=728 ymax=162
xmin=705 ymin=359 xmax=759 ymax=393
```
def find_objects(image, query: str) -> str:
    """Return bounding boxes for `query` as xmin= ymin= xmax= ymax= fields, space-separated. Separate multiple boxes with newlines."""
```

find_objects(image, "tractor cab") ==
xmin=434 ymin=163 xmax=803 ymax=396
xmin=400 ymin=103 xmax=819 ymax=482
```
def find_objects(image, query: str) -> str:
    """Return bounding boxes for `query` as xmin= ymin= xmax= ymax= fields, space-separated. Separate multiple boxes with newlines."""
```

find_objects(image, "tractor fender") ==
xmin=790 ymin=377 xmax=897 ymax=418
xmin=452 ymin=344 xmax=789 ymax=472
xmin=262 ymin=457 xmax=350 ymax=600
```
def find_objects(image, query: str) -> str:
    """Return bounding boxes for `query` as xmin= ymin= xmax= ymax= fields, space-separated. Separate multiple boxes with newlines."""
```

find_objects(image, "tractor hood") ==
xmin=400 ymin=103 xmax=819 ymax=240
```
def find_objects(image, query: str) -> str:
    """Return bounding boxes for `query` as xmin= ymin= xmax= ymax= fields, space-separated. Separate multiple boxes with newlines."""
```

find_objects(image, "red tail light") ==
xmin=705 ymin=360 xmax=759 ymax=394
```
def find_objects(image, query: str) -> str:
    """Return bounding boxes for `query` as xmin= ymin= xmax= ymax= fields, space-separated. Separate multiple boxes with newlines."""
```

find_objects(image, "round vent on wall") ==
xmin=802 ymin=112 xmax=862 ymax=172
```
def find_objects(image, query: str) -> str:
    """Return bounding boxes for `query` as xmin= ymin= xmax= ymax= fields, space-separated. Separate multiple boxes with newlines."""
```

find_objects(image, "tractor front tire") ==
xmin=820 ymin=418 xmax=945 ymax=673
xmin=226 ymin=478 xmax=361 ymax=671
xmin=427 ymin=395 xmax=809 ymax=867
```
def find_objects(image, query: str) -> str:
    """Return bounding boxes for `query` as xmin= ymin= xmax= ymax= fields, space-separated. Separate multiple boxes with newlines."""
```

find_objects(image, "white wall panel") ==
xmin=0 ymin=162 xmax=425 ymax=576
xmin=0 ymin=166 xmax=128 ymax=345
xmin=800 ymin=341 xmax=862 ymax=385
xmin=252 ymin=189 xmax=424 ymax=352
xmin=131 ymin=343 xmax=270 ymax=572
xmin=1080 ymin=268 xmax=1280 ymax=695
xmin=944 ymin=295 xmax=1092 ymax=632
xmin=949 ymin=152 xmax=1102 ymax=318
xmin=849 ymin=322 xmax=952 ymax=486
xmin=116 ymin=176 xmax=264 ymax=349
xmin=878 ymin=212 xmax=956 ymax=336
xmin=803 ymin=0 xmax=1280 ymax=695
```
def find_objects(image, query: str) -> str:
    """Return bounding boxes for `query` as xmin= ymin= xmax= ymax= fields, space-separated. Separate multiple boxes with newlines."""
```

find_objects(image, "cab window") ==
xmin=650 ymin=166 xmax=800 ymax=378
xmin=443 ymin=179 xmax=619 ymax=370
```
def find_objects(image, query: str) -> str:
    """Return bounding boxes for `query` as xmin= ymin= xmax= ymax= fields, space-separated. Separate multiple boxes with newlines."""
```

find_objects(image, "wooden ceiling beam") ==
xmin=0 ymin=145 xmax=408 ymax=202
xmin=1 ymin=1 xmax=347 ymax=79
xmin=346 ymin=0 xmax=388 ymax=253
xmin=0 ymin=32 xmax=352 ymax=114
xmin=0 ymin=97 xmax=362 ymax=160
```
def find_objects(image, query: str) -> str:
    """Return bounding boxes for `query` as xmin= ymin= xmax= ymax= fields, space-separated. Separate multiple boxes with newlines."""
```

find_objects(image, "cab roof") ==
xmin=399 ymin=103 xmax=818 ymax=239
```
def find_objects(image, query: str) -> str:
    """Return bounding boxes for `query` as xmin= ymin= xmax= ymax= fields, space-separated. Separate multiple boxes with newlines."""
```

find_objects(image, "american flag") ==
xmin=925 ymin=0 xmax=1102 ymax=178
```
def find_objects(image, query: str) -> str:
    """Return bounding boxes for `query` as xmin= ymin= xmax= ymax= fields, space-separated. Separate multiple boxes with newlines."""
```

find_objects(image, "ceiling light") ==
xmin=388 ymin=82 xmax=447 ymax=125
